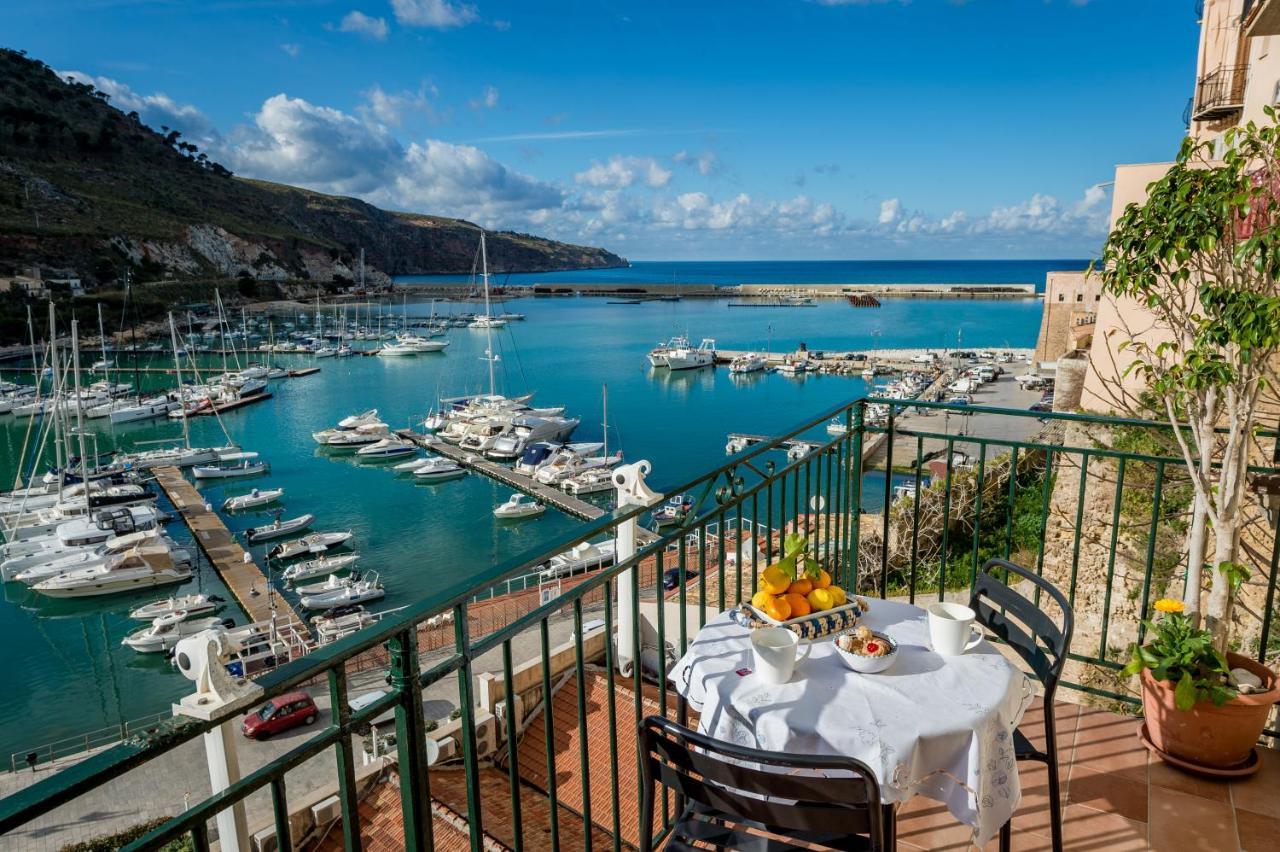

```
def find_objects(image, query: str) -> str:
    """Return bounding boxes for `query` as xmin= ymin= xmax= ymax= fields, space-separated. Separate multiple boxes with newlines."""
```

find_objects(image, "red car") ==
xmin=241 ymin=691 xmax=318 ymax=740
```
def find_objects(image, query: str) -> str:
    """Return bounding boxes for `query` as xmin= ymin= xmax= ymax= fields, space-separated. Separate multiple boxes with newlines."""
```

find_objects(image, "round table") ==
xmin=669 ymin=598 xmax=1034 ymax=846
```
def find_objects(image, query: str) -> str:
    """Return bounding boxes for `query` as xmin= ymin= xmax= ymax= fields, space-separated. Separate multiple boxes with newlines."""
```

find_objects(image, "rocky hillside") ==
xmin=0 ymin=48 xmax=626 ymax=287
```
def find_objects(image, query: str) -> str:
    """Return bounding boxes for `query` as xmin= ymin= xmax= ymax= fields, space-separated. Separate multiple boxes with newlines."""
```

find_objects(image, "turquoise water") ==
xmin=400 ymin=258 xmax=1087 ymax=290
xmin=0 ymin=287 xmax=1046 ymax=759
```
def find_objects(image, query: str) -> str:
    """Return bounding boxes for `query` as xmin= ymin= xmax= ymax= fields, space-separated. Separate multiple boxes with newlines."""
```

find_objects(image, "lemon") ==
xmin=807 ymin=588 xmax=834 ymax=612
xmin=760 ymin=566 xmax=791 ymax=596
xmin=751 ymin=590 xmax=775 ymax=610
xmin=829 ymin=586 xmax=847 ymax=606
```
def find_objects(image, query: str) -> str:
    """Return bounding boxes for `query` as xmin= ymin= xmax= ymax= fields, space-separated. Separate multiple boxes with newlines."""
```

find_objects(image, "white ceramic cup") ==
xmin=751 ymin=627 xmax=811 ymax=685
xmin=927 ymin=602 xmax=983 ymax=656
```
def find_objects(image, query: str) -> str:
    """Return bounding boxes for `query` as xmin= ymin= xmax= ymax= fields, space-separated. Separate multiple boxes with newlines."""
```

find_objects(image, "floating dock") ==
xmin=396 ymin=431 xmax=659 ymax=543
xmin=152 ymin=466 xmax=308 ymax=629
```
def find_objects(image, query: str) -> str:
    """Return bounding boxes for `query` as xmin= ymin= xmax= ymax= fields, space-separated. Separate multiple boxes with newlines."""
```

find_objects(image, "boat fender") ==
xmin=220 ymin=618 xmax=236 ymax=629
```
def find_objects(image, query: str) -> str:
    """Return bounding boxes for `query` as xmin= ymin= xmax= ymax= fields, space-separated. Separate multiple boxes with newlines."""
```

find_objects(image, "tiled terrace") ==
xmin=316 ymin=677 xmax=1280 ymax=851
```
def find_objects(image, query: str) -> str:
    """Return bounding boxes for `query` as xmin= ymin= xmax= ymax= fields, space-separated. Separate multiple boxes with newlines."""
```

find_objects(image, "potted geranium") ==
xmin=1122 ymin=598 xmax=1279 ymax=771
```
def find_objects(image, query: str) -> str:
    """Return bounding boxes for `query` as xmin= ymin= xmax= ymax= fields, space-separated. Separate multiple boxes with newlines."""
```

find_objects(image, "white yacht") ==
xmin=192 ymin=453 xmax=268 ymax=479
xmin=729 ymin=352 xmax=768 ymax=374
xmin=483 ymin=415 xmax=580 ymax=461
xmin=129 ymin=592 xmax=223 ymax=621
xmin=397 ymin=334 xmax=449 ymax=353
xmin=0 ymin=506 xmax=163 ymax=571
xmin=356 ymin=438 xmax=417 ymax=460
xmin=647 ymin=335 xmax=689 ymax=368
xmin=32 ymin=543 xmax=193 ymax=598
xmin=413 ymin=457 xmax=467 ymax=483
xmin=10 ymin=530 xmax=173 ymax=584
xmin=324 ymin=423 xmax=390 ymax=451
xmin=493 ymin=493 xmax=546 ymax=519
xmin=110 ymin=395 xmax=181 ymax=424
xmin=666 ymin=338 xmax=717 ymax=371
xmin=2 ymin=487 xmax=156 ymax=540
xmin=121 ymin=613 xmax=229 ymax=653
xmin=377 ymin=340 xmax=420 ymax=357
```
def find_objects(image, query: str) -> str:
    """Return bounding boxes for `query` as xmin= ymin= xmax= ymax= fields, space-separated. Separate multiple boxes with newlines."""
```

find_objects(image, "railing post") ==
xmin=388 ymin=629 xmax=433 ymax=851
xmin=845 ymin=402 xmax=865 ymax=590
xmin=613 ymin=461 xmax=661 ymax=675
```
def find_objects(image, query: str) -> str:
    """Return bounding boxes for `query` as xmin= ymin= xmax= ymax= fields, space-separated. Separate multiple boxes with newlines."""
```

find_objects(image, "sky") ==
xmin=3 ymin=0 xmax=1201 ymax=261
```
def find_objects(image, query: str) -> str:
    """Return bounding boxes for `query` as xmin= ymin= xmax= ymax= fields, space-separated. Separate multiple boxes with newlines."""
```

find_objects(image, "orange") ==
xmin=763 ymin=596 xmax=792 ymax=622
xmin=751 ymin=590 xmax=775 ymax=610
xmin=829 ymin=586 xmax=847 ymax=606
xmin=783 ymin=592 xmax=812 ymax=617
xmin=813 ymin=568 xmax=833 ymax=590
xmin=760 ymin=566 xmax=791 ymax=596
xmin=807 ymin=588 xmax=834 ymax=612
xmin=788 ymin=578 xmax=814 ymax=596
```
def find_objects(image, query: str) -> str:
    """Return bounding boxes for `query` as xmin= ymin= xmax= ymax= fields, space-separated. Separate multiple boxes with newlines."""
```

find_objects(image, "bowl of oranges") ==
xmin=747 ymin=535 xmax=856 ymax=627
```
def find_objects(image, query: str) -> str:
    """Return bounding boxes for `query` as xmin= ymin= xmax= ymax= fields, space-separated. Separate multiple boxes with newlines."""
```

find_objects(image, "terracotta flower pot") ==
xmin=1140 ymin=652 xmax=1280 ymax=768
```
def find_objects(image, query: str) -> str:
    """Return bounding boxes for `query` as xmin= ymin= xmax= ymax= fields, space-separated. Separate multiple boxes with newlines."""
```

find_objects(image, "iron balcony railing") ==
xmin=1192 ymin=63 xmax=1249 ymax=122
xmin=1 ymin=398 xmax=1278 ymax=850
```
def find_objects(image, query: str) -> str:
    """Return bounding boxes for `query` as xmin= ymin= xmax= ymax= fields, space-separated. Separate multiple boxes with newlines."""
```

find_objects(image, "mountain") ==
xmin=0 ymin=48 xmax=626 ymax=287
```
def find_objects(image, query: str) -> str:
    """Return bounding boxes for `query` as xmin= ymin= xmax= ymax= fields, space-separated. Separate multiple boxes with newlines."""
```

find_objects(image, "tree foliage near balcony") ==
xmin=1099 ymin=110 xmax=1280 ymax=644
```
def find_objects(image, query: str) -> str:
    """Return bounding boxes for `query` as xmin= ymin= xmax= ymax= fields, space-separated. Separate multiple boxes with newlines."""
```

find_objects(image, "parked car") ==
xmin=663 ymin=567 xmax=701 ymax=590
xmin=242 ymin=690 xmax=318 ymax=739
xmin=1030 ymin=401 xmax=1053 ymax=413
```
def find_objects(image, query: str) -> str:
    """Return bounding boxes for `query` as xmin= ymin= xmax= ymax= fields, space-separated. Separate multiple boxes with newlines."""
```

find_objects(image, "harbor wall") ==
xmin=394 ymin=281 xmax=1039 ymax=300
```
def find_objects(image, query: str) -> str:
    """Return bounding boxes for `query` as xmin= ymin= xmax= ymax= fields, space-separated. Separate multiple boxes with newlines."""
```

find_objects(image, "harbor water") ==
xmin=0 ymin=267 xmax=1076 ymax=761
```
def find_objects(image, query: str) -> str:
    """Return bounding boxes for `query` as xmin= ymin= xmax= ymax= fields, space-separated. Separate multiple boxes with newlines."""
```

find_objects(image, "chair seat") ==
xmin=673 ymin=805 xmax=877 ymax=852
xmin=1013 ymin=727 xmax=1049 ymax=763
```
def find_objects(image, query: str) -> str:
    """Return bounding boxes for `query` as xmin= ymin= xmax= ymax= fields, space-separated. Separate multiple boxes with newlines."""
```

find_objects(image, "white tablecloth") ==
xmin=670 ymin=599 xmax=1034 ymax=846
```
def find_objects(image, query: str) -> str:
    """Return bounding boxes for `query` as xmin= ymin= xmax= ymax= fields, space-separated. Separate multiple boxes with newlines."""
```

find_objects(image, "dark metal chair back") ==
xmin=970 ymin=558 xmax=1074 ymax=700
xmin=638 ymin=715 xmax=888 ymax=851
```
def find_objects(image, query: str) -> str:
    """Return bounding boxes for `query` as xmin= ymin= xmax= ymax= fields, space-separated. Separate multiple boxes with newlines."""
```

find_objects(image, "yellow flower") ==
xmin=1154 ymin=599 xmax=1185 ymax=614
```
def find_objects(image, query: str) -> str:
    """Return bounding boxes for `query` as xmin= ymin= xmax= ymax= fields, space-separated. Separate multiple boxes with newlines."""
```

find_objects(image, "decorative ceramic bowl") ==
xmin=833 ymin=631 xmax=898 ymax=674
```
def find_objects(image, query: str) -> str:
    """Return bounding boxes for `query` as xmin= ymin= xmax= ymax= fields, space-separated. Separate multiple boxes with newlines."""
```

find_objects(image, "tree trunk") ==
xmin=1205 ymin=519 xmax=1238 ymax=647
xmin=1183 ymin=490 xmax=1210 ymax=625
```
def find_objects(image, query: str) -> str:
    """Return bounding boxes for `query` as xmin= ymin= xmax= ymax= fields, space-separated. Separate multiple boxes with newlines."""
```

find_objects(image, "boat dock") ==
xmin=151 ymin=466 xmax=308 ymax=629
xmin=396 ymin=431 xmax=659 ymax=543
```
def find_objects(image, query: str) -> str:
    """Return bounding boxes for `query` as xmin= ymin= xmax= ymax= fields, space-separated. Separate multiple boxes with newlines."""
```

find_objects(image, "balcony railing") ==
xmin=1 ymin=398 xmax=1278 ymax=849
xmin=1192 ymin=64 xmax=1249 ymax=122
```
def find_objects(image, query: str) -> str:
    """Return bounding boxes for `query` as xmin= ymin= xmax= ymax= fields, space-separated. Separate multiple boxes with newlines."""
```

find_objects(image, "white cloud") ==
xmin=280 ymin=43 xmax=301 ymax=58
xmin=470 ymin=84 xmax=499 ymax=110
xmin=59 ymin=70 xmax=218 ymax=146
xmin=673 ymin=150 xmax=721 ymax=176
xmin=358 ymin=83 xmax=436 ymax=126
xmin=878 ymin=197 xmax=902 ymax=224
xmin=391 ymin=0 xmax=477 ymax=29
xmin=575 ymin=155 xmax=672 ymax=189
xmin=337 ymin=11 xmax=389 ymax=40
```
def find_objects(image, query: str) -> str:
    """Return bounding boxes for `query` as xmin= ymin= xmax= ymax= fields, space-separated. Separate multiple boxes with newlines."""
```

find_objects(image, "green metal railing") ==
xmin=1 ymin=397 xmax=1277 ymax=850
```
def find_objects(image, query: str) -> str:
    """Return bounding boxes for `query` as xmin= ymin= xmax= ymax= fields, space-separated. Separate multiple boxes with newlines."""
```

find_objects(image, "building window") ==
xmin=1076 ymin=294 xmax=1083 ymax=301
xmin=1059 ymin=294 xmax=1065 ymax=301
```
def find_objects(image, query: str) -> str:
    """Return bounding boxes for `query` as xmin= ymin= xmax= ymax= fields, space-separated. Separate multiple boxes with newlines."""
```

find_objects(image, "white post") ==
xmin=203 ymin=722 xmax=249 ymax=852
xmin=611 ymin=461 xmax=662 ymax=675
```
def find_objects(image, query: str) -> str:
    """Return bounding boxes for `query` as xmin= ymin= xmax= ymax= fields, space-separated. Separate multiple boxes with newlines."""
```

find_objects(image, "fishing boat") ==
xmin=269 ymin=530 xmax=354 ymax=559
xmin=222 ymin=488 xmax=284 ymax=511
xmin=31 ymin=542 xmax=193 ymax=598
xmin=246 ymin=513 xmax=315 ymax=543
xmin=355 ymin=438 xmax=417 ymax=460
xmin=301 ymin=573 xmax=385 ymax=610
xmin=128 ymin=592 xmax=224 ymax=621
xmin=775 ymin=358 xmax=809 ymax=376
xmin=647 ymin=335 xmax=689 ymax=368
xmin=192 ymin=453 xmax=268 ymax=479
xmin=121 ymin=613 xmax=233 ymax=654
xmin=652 ymin=495 xmax=694 ymax=528
xmin=729 ymin=352 xmax=768 ymax=374
xmin=281 ymin=552 xmax=360 ymax=583
xmin=413 ymin=457 xmax=467 ymax=483
xmin=665 ymin=338 xmax=717 ymax=371
xmin=493 ymin=493 xmax=546 ymax=519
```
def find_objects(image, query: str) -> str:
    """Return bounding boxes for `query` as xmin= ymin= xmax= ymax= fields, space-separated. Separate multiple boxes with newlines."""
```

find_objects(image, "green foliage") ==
xmin=59 ymin=816 xmax=194 ymax=852
xmin=1121 ymin=612 xmax=1237 ymax=711
xmin=776 ymin=534 xmax=820 ymax=581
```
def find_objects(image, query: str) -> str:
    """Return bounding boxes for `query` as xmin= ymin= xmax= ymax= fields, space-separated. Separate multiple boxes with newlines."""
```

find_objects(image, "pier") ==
xmin=396 ymin=431 xmax=659 ymax=543
xmin=151 ymin=466 xmax=308 ymax=628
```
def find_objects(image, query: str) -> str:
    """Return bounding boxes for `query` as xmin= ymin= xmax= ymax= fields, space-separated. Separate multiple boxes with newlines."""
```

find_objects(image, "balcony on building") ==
xmin=1192 ymin=64 xmax=1249 ymax=122
xmin=1245 ymin=0 xmax=1280 ymax=36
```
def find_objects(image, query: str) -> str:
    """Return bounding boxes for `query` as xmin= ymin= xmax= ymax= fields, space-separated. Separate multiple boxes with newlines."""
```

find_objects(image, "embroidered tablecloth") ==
xmin=670 ymin=599 xmax=1034 ymax=845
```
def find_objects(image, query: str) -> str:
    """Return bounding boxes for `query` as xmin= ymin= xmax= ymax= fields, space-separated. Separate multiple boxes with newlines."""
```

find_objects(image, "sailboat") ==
xmin=562 ymin=385 xmax=623 ymax=495
xmin=90 ymin=304 xmax=112 ymax=371
xmin=468 ymin=235 xmax=508 ymax=329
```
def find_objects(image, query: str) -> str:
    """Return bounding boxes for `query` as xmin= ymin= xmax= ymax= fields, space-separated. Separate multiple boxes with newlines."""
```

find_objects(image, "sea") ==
xmin=0 ymin=259 xmax=1085 ymax=761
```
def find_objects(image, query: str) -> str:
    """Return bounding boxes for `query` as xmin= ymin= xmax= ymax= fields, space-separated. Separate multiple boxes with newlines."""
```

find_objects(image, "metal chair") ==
xmin=969 ymin=558 xmax=1075 ymax=852
xmin=638 ymin=715 xmax=894 ymax=851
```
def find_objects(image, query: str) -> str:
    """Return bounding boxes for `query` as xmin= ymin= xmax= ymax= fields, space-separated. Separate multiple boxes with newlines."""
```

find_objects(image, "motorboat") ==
xmin=484 ymin=415 xmax=580 ymax=461
xmin=826 ymin=417 xmax=850 ymax=436
xmin=561 ymin=467 xmax=617 ymax=496
xmin=32 ymin=542 xmax=193 ymax=598
xmin=281 ymin=552 xmax=360 ymax=583
xmin=377 ymin=340 xmax=420 ymax=357
xmin=314 ymin=346 xmax=337 ymax=358
xmin=222 ymin=488 xmax=284 ymax=511
xmin=294 ymin=570 xmax=365 ymax=597
xmin=121 ymin=613 xmax=232 ymax=653
xmin=0 ymin=505 xmax=163 ymax=570
xmin=413 ymin=457 xmax=467 ymax=483
xmin=246 ymin=513 xmax=315 ymax=543
xmin=313 ymin=605 xmax=377 ymax=644
xmin=787 ymin=443 xmax=813 ymax=462
xmin=116 ymin=444 xmax=238 ymax=470
xmin=10 ymin=530 xmax=171 ymax=584
xmin=269 ymin=530 xmax=354 ymax=559
xmin=129 ymin=592 xmax=224 ymax=621
xmin=521 ymin=442 xmax=604 ymax=480
xmin=513 ymin=442 xmax=559 ymax=476
xmin=647 ymin=335 xmax=689 ymax=368
xmin=729 ymin=352 xmax=768 ymax=374
xmin=493 ymin=493 xmax=546 ymax=519
xmin=534 ymin=448 xmax=620 ymax=486
xmin=110 ymin=395 xmax=181 ymax=424
xmin=652 ymin=495 xmax=694 ymax=528
xmin=324 ymin=423 xmax=390 ymax=451
xmin=301 ymin=573 xmax=385 ymax=610
xmin=2 ymin=487 xmax=157 ymax=540
xmin=355 ymin=438 xmax=417 ymax=460
xmin=776 ymin=359 xmax=809 ymax=376
xmin=192 ymin=453 xmax=268 ymax=479
xmin=665 ymin=338 xmax=716 ymax=371
xmin=396 ymin=334 xmax=448 ymax=353
xmin=392 ymin=457 xmax=432 ymax=473
xmin=468 ymin=314 xmax=506 ymax=329
xmin=539 ymin=540 xmax=617 ymax=580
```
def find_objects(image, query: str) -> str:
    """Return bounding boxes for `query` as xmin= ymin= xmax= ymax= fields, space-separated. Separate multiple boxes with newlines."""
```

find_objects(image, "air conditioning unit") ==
xmin=311 ymin=795 xmax=342 ymax=827
xmin=494 ymin=694 xmax=525 ymax=727
xmin=251 ymin=826 xmax=278 ymax=852
xmin=474 ymin=717 xmax=497 ymax=758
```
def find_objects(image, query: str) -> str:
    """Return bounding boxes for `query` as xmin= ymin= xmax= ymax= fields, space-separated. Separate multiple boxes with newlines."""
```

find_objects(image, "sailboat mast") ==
xmin=169 ymin=313 xmax=191 ymax=449
xmin=96 ymin=303 xmax=107 ymax=366
xmin=602 ymin=383 xmax=608 ymax=458
xmin=481 ymin=232 xmax=496 ymax=396
xmin=26 ymin=304 xmax=40 ymax=403
xmin=70 ymin=319 xmax=89 ymax=477
xmin=47 ymin=302 xmax=63 ymax=480
xmin=126 ymin=274 xmax=140 ymax=401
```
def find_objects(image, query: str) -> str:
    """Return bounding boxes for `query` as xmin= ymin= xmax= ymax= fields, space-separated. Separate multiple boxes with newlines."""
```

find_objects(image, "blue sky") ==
xmin=5 ymin=0 xmax=1199 ymax=260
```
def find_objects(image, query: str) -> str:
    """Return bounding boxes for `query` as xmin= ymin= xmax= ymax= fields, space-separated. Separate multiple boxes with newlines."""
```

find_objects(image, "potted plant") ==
xmin=1122 ymin=599 xmax=1279 ymax=771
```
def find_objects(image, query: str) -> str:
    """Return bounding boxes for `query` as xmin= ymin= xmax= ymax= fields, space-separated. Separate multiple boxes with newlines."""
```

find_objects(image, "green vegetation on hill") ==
xmin=0 ymin=47 xmax=626 ymax=287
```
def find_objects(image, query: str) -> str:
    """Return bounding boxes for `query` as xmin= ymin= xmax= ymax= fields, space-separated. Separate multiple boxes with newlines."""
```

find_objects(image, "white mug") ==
xmin=751 ymin=627 xmax=811 ymax=685
xmin=928 ymin=602 xmax=983 ymax=656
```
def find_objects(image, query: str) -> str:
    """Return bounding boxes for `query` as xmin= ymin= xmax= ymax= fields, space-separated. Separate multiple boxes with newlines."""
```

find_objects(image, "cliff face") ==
xmin=0 ymin=49 xmax=626 ymax=285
